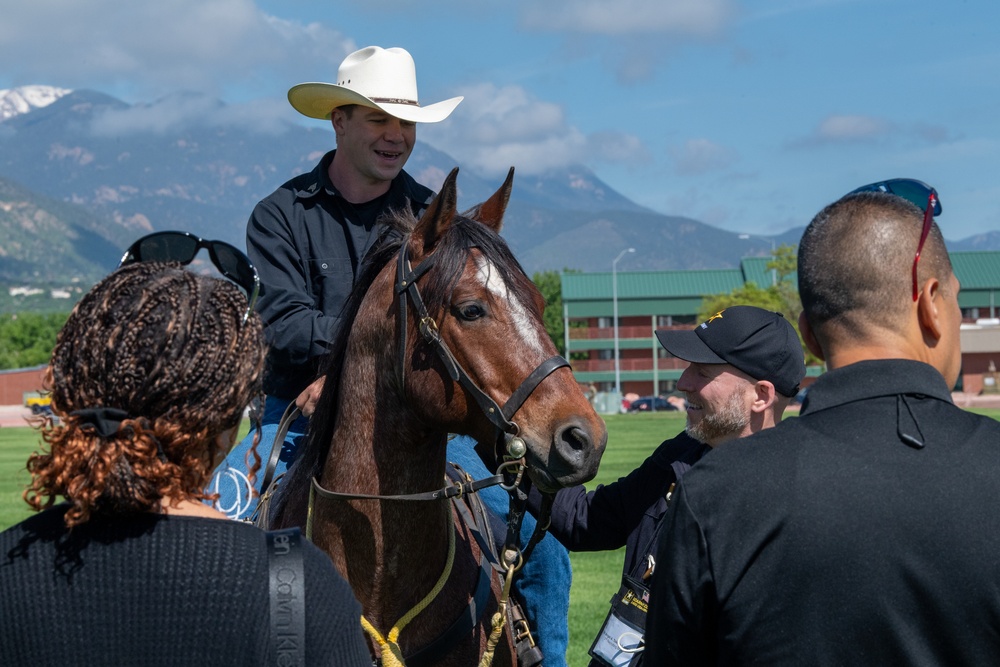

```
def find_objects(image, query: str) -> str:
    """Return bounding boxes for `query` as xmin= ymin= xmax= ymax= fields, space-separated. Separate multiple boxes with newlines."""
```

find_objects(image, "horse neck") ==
xmin=313 ymin=321 xmax=456 ymax=619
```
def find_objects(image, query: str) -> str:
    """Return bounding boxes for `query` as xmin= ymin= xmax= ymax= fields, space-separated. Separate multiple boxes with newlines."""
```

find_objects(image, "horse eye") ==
xmin=456 ymin=303 xmax=486 ymax=321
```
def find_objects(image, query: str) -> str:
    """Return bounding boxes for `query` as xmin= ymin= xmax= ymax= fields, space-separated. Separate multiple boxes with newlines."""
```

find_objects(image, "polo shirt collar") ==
xmin=801 ymin=358 xmax=953 ymax=415
xmin=291 ymin=150 xmax=417 ymax=209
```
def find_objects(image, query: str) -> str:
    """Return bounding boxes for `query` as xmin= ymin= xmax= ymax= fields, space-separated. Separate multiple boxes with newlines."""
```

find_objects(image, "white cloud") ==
xmin=521 ymin=0 xmax=735 ymax=37
xmin=670 ymin=138 xmax=737 ymax=174
xmin=816 ymin=114 xmax=890 ymax=140
xmin=421 ymin=82 xmax=648 ymax=176
xmin=0 ymin=0 xmax=354 ymax=101
xmin=88 ymin=94 xmax=292 ymax=136
xmin=788 ymin=114 xmax=957 ymax=149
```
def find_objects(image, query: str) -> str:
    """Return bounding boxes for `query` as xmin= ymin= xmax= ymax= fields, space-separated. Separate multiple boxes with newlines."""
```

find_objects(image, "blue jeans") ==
xmin=207 ymin=396 xmax=308 ymax=520
xmin=447 ymin=435 xmax=571 ymax=667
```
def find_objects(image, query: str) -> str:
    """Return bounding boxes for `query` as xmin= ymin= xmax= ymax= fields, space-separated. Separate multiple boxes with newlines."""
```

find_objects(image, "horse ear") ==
xmin=467 ymin=167 xmax=514 ymax=233
xmin=411 ymin=167 xmax=459 ymax=260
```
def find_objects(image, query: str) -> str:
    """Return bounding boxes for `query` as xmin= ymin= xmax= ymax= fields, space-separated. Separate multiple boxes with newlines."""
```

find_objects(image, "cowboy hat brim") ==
xmin=287 ymin=83 xmax=463 ymax=124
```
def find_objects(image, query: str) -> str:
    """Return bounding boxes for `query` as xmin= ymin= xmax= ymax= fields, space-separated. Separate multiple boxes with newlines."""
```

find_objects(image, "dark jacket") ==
xmin=537 ymin=430 xmax=708 ymax=579
xmin=646 ymin=359 xmax=1000 ymax=666
xmin=247 ymin=150 xmax=434 ymax=399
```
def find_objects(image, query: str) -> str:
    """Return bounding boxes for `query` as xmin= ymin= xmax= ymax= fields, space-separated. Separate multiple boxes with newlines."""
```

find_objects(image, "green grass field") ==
xmin=2 ymin=409 xmax=998 ymax=664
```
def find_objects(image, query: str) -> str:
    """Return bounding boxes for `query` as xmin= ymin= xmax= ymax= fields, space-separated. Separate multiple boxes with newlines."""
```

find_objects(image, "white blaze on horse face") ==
xmin=475 ymin=256 xmax=546 ymax=354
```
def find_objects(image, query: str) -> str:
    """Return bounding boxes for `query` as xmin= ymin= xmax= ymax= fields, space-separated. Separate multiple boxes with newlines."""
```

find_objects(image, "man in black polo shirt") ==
xmin=645 ymin=182 xmax=1000 ymax=665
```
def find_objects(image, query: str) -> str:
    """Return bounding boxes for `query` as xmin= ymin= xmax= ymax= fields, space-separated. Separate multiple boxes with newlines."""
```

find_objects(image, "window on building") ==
xmin=598 ymin=349 xmax=614 ymax=360
xmin=597 ymin=317 xmax=612 ymax=328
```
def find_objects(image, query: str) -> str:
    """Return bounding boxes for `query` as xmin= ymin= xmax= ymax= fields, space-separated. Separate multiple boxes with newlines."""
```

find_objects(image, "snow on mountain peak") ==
xmin=0 ymin=85 xmax=73 ymax=121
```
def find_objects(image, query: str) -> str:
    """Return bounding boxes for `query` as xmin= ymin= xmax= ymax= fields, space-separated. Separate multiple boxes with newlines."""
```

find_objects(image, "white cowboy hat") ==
xmin=287 ymin=46 xmax=463 ymax=124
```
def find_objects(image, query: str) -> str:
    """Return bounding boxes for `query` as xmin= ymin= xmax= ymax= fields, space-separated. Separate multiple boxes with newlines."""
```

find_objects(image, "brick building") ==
xmin=563 ymin=251 xmax=1000 ymax=399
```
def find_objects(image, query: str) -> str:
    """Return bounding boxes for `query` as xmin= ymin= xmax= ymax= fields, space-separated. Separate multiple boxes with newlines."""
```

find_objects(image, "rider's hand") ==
xmin=295 ymin=376 xmax=325 ymax=417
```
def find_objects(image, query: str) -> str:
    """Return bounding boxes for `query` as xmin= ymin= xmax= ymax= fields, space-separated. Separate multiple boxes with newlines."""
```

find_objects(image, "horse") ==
xmin=268 ymin=167 xmax=607 ymax=666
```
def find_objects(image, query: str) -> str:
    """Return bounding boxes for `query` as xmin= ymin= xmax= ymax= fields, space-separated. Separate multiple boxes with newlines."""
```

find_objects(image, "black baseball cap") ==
xmin=655 ymin=306 xmax=806 ymax=397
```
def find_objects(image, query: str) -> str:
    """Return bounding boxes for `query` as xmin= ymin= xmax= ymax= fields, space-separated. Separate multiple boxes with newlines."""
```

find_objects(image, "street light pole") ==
xmin=612 ymin=247 xmax=635 ymax=398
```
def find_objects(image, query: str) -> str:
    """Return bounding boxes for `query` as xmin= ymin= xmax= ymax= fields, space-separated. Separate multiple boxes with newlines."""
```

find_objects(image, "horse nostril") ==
xmin=555 ymin=423 xmax=591 ymax=457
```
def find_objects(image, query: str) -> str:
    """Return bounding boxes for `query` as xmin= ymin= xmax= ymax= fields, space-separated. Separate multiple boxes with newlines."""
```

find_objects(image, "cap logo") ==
xmin=702 ymin=310 xmax=725 ymax=328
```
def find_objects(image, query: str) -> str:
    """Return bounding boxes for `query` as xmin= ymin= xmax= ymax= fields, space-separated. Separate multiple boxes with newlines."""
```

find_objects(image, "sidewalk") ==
xmin=2 ymin=393 xmax=998 ymax=428
xmin=0 ymin=404 xmax=44 ymax=428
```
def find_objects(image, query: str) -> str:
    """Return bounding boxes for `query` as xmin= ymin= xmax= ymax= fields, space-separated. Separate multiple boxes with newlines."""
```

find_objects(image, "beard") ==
xmin=686 ymin=385 xmax=751 ymax=445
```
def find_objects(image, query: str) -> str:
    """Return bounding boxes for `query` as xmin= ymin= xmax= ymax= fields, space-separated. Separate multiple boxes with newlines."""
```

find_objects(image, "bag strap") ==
xmin=267 ymin=527 xmax=306 ymax=667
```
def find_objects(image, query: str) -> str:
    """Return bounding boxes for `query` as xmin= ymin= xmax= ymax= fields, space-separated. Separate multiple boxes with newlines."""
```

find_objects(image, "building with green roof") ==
xmin=563 ymin=251 xmax=1000 ymax=401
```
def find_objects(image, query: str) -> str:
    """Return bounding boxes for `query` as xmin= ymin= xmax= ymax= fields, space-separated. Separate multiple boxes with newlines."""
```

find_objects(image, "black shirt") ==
xmin=540 ymin=430 xmax=708 ymax=579
xmin=0 ymin=506 xmax=371 ymax=665
xmin=645 ymin=359 xmax=1000 ymax=666
xmin=246 ymin=150 xmax=434 ymax=399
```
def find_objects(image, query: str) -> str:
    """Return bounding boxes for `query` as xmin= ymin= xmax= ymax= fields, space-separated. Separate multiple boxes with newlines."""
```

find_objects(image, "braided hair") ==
xmin=24 ymin=261 xmax=266 ymax=527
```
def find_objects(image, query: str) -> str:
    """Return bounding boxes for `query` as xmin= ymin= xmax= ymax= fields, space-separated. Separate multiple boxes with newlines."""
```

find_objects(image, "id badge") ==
xmin=589 ymin=575 xmax=650 ymax=667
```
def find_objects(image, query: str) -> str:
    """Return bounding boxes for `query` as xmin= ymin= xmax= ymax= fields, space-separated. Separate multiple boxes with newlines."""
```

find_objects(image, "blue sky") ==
xmin=1 ymin=0 xmax=997 ymax=240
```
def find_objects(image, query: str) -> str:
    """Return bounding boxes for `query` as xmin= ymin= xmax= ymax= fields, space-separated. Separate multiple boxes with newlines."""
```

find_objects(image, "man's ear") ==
xmin=330 ymin=109 xmax=346 ymax=137
xmin=916 ymin=277 xmax=945 ymax=343
xmin=798 ymin=311 xmax=825 ymax=361
xmin=752 ymin=380 xmax=777 ymax=414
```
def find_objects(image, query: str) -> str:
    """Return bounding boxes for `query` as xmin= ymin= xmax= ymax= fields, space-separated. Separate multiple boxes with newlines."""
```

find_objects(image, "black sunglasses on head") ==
xmin=847 ymin=178 xmax=942 ymax=301
xmin=118 ymin=231 xmax=260 ymax=324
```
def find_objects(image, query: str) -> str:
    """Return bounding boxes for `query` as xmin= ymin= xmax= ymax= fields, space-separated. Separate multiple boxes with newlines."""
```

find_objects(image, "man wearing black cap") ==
xmin=531 ymin=305 xmax=805 ymax=667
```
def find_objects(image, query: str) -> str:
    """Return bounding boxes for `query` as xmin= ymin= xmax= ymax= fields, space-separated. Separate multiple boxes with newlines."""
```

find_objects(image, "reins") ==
xmin=295 ymin=237 xmax=566 ymax=666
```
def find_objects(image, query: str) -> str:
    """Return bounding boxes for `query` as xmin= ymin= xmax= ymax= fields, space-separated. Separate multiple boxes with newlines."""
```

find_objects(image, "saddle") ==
xmin=251 ymin=414 xmax=544 ymax=666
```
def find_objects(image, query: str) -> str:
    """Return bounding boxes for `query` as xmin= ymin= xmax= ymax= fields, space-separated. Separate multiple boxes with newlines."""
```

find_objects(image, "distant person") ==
xmin=0 ymin=256 xmax=369 ymax=666
xmin=526 ymin=305 xmax=805 ymax=666
xmin=645 ymin=180 xmax=1000 ymax=665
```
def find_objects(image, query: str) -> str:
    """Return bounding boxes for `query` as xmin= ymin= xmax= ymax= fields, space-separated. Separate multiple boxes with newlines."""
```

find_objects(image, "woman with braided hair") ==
xmin=0 ymin=260 xmax=370 ymax=666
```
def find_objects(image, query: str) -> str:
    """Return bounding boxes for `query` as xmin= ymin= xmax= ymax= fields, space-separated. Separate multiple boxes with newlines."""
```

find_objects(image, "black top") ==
xmin=247 ymin=150 xmax=434 ymax=399
xmin=0 ymin=506 xmax=371 ymax=666
xmin=645 ymin=359 xmax=1000 ymax=666
xmin=539 ymin=430 xmax=708 ymax=579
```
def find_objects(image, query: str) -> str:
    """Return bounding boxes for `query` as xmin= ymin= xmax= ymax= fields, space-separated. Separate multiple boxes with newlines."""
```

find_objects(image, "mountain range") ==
xmin=1 ymin=85 xmax=998 ymax=289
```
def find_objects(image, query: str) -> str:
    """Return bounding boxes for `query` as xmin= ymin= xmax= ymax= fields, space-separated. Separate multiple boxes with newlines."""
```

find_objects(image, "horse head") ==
xmin=398 ymin=167 xmax=607 ymax=491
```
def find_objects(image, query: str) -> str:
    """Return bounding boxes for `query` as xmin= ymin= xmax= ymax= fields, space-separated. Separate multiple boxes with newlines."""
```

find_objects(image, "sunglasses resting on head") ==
xmin=847 ymin=178 xmax=942 ymax=301
xmin=118 ymin=231 xmax=260 ymax=324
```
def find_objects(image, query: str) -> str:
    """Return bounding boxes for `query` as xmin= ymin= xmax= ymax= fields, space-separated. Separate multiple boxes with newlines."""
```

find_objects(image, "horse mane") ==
xmin=272 ymin=202 xmax=538 ymax=525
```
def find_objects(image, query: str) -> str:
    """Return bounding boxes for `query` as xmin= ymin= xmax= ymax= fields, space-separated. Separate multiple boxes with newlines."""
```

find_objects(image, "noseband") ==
xmin=395 ymin=241 xmax=569 ymax=453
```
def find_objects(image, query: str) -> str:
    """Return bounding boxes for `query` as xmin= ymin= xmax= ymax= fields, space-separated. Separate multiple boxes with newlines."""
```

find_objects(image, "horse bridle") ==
xmin=304 ymin=240 xmax=571 ymax=664
xmin=394 ymin=240 xmax=570 ymax=459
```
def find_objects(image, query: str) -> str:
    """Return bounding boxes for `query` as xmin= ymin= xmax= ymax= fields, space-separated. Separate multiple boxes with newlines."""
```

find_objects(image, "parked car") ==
xmin=24 ymin=393 xmax=52 ymax=415
xmin=627 ymin=396 xmax=678 ymax=412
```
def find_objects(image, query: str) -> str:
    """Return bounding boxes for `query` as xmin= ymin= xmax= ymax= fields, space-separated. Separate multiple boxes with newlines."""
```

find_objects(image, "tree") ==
xmin=699 ymin=244 xmax=821 ymax=367
xmin=0 ymin=312 xmax=69 ymax=370
xmin=532 ymin=269 xmax=584 ymax=358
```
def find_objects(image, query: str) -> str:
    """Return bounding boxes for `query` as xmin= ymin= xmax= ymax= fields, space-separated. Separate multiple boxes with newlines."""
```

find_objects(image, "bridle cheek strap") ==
xmin=395 ymin=244 xmax=570 ymax=436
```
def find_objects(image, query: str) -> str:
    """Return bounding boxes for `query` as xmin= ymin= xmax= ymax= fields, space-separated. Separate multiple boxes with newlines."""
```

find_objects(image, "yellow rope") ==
xmin=478 ymin=558 xmax=517 ymax=667
xmin=360 ymin=514 xmax=457 ymax=667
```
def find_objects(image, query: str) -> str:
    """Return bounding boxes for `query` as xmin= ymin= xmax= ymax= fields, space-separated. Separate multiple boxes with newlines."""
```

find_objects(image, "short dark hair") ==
xmin=798 ymin=191 xmax=953 ymax=340
xmin=334 ymin=104 xmax=357 ymax=119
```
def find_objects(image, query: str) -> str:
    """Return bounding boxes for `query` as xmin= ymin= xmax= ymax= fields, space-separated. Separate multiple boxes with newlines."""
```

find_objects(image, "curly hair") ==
xmin=24 ymin=261 xmax=266 ymax=527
